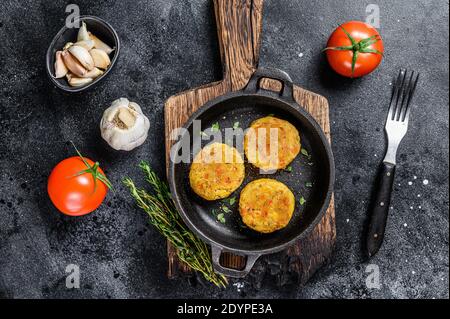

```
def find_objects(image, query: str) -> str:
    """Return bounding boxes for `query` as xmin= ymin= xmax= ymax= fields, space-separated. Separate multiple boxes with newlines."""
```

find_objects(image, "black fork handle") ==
xmin=366 ymin=162 xmax=396 ymax=257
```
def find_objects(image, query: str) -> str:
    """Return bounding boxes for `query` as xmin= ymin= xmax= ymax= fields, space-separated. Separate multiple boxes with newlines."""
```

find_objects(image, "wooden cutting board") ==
xmin=164 ymin=0 xmax=336 ymax=285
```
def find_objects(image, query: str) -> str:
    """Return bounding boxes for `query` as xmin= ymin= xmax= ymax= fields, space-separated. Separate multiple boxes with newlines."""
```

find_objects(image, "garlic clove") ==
xmin=68 ymin=45 xmax=95 ymax=71
xmin=67 ymin=75 xmax=93 ymax=87
xmin=118 ymin=108 xmax=137 ymax=128
xmin=100 ymin=98 xmax=150 ymax=151
xmin=77 ymin=21 xmax=90 ymax=42
xmin=63 ymin=42 xmax=74 ymax=50
xmin=54 ymin=51 xmax=68 ymax=78
xmin=88 ymin=32 xmax=114 ymax=54
xmin=89 ymin=48 xmax=111 ymax=70
xmin=61 ymin=50 xmax=87 ymax=77
xmin=74 ymin=39 xmax=95 ymax=51
xmin=81 ymin=67 xmax=104 ymax=79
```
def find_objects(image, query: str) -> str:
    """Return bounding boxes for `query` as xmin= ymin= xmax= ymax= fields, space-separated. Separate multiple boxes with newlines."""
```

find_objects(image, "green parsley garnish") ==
xmin=222 ymin=206 xmax=232 ymax=213
xmin=233 ymin=122 xmax=240 ymax=129
xmin=301 ymin=148 xmax=310 ymax=157
xmin=299 ymin=196 xmax=306 ymax=205
xmin=217 ymin=213 xmax=226 ymax=223
xmin=211 ymin=122 xmax=220 ymax=132
xmin=285 ymin=166 xmax=293 ymax=172
xmin=305 ymin=182 xmax=313 ymax=188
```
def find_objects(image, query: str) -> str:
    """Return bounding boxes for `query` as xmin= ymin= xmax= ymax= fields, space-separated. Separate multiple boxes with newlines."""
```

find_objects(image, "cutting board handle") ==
xmin=213 ymin=0 xmax=263 ymax=90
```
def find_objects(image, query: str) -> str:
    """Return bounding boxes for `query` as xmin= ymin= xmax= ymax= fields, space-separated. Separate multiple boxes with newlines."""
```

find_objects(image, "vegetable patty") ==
xmin=244 ymin=116 xmax=301 ymax=171
xmin=239 ymin=178 xmax=295 ymax=233
xmin=189 ymin=143 xmax=245 ymax=201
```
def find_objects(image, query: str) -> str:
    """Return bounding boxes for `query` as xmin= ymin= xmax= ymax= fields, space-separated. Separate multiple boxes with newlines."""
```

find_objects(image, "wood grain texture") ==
xmin=164 ymin=0 xmax=335 ymax=285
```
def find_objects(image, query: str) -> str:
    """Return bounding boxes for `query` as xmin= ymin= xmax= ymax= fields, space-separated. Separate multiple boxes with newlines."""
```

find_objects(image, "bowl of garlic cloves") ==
xmin=46 ymin=16 xmax=120 ymax=92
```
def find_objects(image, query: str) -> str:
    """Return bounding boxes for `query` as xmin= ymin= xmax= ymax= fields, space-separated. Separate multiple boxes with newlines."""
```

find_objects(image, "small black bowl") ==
xmin=46 ymin=15 xmax=120 ymax=93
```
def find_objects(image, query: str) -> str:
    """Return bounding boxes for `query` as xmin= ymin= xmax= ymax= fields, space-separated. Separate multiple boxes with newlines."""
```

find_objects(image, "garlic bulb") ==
xmin=100 ymin=98 xmax=150 ymax=151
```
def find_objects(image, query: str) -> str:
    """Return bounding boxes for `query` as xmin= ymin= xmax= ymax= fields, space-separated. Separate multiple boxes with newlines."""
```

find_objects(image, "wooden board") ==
xmin=164 ymin=0 xmax=336 ymax=285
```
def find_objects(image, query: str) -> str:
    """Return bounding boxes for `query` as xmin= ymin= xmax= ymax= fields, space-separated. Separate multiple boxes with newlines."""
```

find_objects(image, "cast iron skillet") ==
xmin=169 ymin=67 xmax=335 ymax=278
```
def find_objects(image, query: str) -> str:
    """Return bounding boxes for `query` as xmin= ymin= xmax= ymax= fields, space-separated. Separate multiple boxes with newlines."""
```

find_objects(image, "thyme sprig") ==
xmin=123 ymin=161 xmax=227 ymax=288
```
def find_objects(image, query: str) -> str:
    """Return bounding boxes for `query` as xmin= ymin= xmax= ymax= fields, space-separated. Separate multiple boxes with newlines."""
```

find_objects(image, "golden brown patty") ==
xmin=189 ymin=143 xmax=245 ymax=201
xmin=239 ymin=179 xmax=295 ymax=233
xmin=244 ymin=116 xmax=301 ymax=170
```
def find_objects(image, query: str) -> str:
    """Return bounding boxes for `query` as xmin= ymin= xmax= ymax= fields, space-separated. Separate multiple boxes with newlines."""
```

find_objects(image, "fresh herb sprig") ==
xmin=123 ymin=161 xmax=227 ymax=288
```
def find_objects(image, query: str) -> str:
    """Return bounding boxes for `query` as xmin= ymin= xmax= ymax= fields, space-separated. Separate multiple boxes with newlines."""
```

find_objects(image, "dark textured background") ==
xmin=0 ymin=0 xmax=448 ymax=299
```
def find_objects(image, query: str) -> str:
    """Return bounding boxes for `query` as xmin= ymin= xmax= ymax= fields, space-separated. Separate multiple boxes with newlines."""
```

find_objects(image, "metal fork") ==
xmin=366 ymin=69 xmax=420 ymax=257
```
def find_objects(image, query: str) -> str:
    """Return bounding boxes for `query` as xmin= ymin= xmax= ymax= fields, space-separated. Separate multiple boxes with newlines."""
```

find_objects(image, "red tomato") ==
xmin=48 ymin=156 xmax=108 ymax=216
xmin=325 ymin=21 xmax=384 ymax=78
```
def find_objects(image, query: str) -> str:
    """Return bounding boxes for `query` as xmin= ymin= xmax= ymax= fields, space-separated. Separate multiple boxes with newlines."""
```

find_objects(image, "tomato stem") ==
xmin=324 ymin=25 xmax=383 ymax=77
xmin=69 ymin=141 xmax=113 ymax=191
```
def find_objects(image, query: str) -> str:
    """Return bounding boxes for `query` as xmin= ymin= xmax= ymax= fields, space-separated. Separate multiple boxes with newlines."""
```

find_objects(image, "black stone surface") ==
xmin=0 ymin=0 xmax=448 ymax=299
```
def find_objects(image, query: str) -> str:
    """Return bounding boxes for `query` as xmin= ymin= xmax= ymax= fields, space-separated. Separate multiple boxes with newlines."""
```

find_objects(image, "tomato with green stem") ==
xmin=324 ymin=21 xmax=384 ymax=78
xmin=47 ymin=143 xmax=112 ymax=216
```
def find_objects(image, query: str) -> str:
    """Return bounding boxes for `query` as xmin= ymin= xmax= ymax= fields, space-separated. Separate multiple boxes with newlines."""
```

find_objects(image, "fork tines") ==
xmin=388 ymin=69 xmax=420 ymax=123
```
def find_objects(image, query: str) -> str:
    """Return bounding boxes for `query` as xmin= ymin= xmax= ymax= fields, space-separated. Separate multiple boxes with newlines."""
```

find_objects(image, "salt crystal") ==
xmin=233 ymin=282 xmax=245 ymax=292
xmin=404 ymin=223 xmax=408 ymax=227
xmin=408 ymin=181 xmax=413 ymax=185
xmin=298 ymin=53 xmax=304 ymax=58
xmin=346 ymin=219 xmax=350 ymax=223
xmin=423 ymin=179 xmax=429 ymax=185
xmin=413 ymin=176 xmax=417 ymax=180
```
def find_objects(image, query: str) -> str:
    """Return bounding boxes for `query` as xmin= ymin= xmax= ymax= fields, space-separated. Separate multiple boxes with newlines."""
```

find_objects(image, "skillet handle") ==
xmin=211 ymin=245 xmax=261 ymax=278
xmin=244 ymin=67 xmax=295 ymax=102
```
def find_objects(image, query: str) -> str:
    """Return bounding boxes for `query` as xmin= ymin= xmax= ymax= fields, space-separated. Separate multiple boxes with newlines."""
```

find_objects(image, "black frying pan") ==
xmin=169 ymin=67 xmax=335 ymax=277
